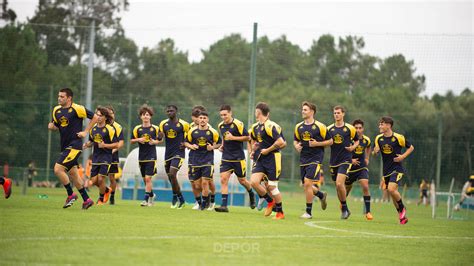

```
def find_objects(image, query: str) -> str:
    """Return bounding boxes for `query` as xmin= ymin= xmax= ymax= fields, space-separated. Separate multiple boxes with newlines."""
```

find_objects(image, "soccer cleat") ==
xmin=257 ymin=198 xmax=266 ymax=211
xmin=399 ymin=207 xmax=407 ymax=220
xmin=272 ymin=212 xmax=285 ymax=220
xmin=82 ymin=198 xmax=94 ymax=210
xmin=63 ymin=193 xmax=78 ymax=208
xmin=264 ymin=200 xmax=275 ymax=217
xmin=365 ymin=212 xmax=374 ymax=221
xmin=249 ymin=193 xmax=256 ymax=209
xmin=341 ymin=209 xmax=351 ymax=219
xmin=147 ymin=194 xmax=156 ymax=207
xmin=170 ymin=202 xmax=178 ymax=209
xmin=320 ymin=191 xmax=328 ymax=210
xmin=109 ymin=197 xmax=115 ymax=205
xmin=192 ymin=202 xmax=200 ymax=210
xmin=103 ymin=187 xmax=112 ymax=203
xmin=96 ymin=199 xmax=105 ymax=206
xmin=207 ymin=202 xmax=215 ymax=211
xmin=140 ymin=200 xmax=148 ymax=207
xmin=177 ymin=200 xmax=186 ymax=209
xmin=400 ymin=217 xmax=408 ymax=225
xmin=300 ymin=212 xmax=312 ymax=219
xmin=214 ymin=206 xmax=229 ymax=213
xmin=200 ymin=200 xmax=210 ymax=211
xmin=2 ymin=178 xmax=12 ymax=199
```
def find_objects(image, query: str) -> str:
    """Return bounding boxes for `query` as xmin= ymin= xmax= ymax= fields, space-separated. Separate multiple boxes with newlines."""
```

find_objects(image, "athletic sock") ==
xmin=397 ymin=199 xmax=405 ymax=212
xmin=110 ymin=191 xmax=115 ymax=199
xmin=149 ymin=190 xmax=154 ymax=198
xmin=202 ymin=196 xmax=209 ymax=207
xmin=0 ymin=177 xmax=4 ymax=185
xmin=275 ymin=202 xmax=283 ymax=213
xmin=177 ymin=193 xmax=185 ymax=203
xmin=78 ymin=188 xmax=89 ymax=201
xmin=364 ymin=196 xmax=371 ymax=213
xmin=64 ymin=183 xmax=73 ymax=196
xmin=341 ymin=200 xmax=348 ymax=212
xmin=315 ymin=190 xmax=324 ymax=200
xmin=99 ymin=193 xmax=104 ymax=202
xmin=195 ymin=196 xmax=201 ymax=205
xmin=306 ymin=203 xmax=313 ymax=215
xmin=144 ymin=192 xmax=150 ymax=202
xmin=172 ymin=193 xmax=178 ymax=203
xmin=263 ymin=193 xmax=273 ymax=203
xmin=210 ymin=193 xmax=215 ymax=204
xmin=221 ymin=194 xmax=228 ymax=207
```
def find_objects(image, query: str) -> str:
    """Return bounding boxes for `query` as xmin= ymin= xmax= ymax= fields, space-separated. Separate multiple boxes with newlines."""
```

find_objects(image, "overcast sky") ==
xmin=9 ymin=0 xmax=474 ymax=96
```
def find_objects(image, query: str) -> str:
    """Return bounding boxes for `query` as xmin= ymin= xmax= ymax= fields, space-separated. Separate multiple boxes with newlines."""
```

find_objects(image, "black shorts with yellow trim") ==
xmin=346 ymin=168 xmax=369 ymax=185
xmin=139 ymin=161 xmax=157 ymax=177
xmin=330 ymin=162 xmax=352 ymax=181
xmin=91 ymin=163 xmax=111 ymax=177
xmin=56 ymin=148 xmax=82 ymax=171
xmin=220 ymin=159 xmax=246 ymax=178
xmin=109 ymin=162 xmax=119 ymax=174
xmin=165 ymin=157 xmax=185 ymax=173
xmin=382 ymin=171 xmax=404 ymax=189
xmin=252 ymin=152 xmax=281 ymax=182
xmin=300 ymin=163 xmax=321 ymax=184
xmin=421 ymin=189 xmax=428 ymax=197
xmin=191 ymin=165 xmax=214 ymax=181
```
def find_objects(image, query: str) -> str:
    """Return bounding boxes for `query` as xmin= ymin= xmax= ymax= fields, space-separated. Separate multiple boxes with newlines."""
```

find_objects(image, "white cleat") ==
xmin=147 ymin=194 xmax=155 ymax=207
xmin=140 ymin=200 xmax=148 ymax=207
xmin=300 ymin=212 xmax=313 ymax=219
xmin=192 ymin=202 xmax=200 ymax=210
xmin=207 ymin=202 xmax=215 ymax=211
xmin=257 ymin=198 xmax=266 ymax=211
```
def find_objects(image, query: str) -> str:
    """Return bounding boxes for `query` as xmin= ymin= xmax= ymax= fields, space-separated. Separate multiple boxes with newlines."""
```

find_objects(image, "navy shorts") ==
xmin=56 ymin=148 xmax=82 ymax=171
xmin=139 ymin=161 xmax=157 ymax=177
xmin=165 ymin=157 xmax=184 ymax=173
xmin=191 ymin=165 xmax=214 ymax=181
xmin=220 ymin=160 xmax=246 ymax=178
xmin=330 ymin=163 xmax=352 ymax=181
xmin=109 ymin=163 xmax=119 ymax=174
xmin=382 ymin=171 xmax=404 ymax=189
xmin=91 ymin=164 xmax=110 ymax=177
xmin=300 ymin=163 xmax=321 ymax=184
xmin=252 ymin=152 xmax=281 ymax=182
xmin=346 ymin=168 xmax=369 ymax=185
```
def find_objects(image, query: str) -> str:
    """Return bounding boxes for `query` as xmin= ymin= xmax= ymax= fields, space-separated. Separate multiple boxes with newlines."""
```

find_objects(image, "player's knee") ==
xmin=221 ymin=176 xmax=229 ymax=185
xmin=387 ymin=185 xmax=397 ymax=194
xmin=53 ymin=165 xmax=64 ymax=176
xmin=335 ymin=180 xmax=345 ymax=188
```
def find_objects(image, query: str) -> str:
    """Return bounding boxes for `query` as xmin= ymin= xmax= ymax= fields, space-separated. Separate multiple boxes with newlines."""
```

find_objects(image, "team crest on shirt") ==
xmin=257 ymin=132 xmax=263 ymax=143
xmin=333 ymin=134 xmax=343 ymax=144
xmin=167 ymin=129 xmax=177 ymax=138
xmin=93 ymin=133 xmax=103 ymax=143
xmin=142 ymin=133 xmax=151 ymax=142
xmin=302 ymin=131 xmax=311 ymax=141
xmin=59 ymin=116 xmax=69 ymax=127
xmin=382 ymin=144 xmax=393 ymax=154
xmin=197 ymin=137 xmax=207 ymax=146
xmin=355 ymin=145 xmax=364 ymax=154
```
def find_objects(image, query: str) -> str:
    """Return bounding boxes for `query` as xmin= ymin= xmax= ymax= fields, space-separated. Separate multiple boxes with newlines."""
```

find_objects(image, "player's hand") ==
xmin=394 ymin=154 xmax=405 ymax=162
xmin=218 ymin=145 xmax=224 ymax=152
xmin=82 ymin=143 xmax=89 ymax=150
xmin=372 ymin=146 xmax=380 ymax=155
xmin=112 ymin=149 xmax=118 ymax=153
xmin=77 ymin=131 xmax=87 ymax=138
xmin=261 ymin=148 xmax=270 ymax=156
xmin=352 ymin=158 xmax=360 ymax=166
xmin=148 ymin=139 xmax=156 ymax=145
xmin=179 ymin=142 xmax=185 ymax=150
xmin=138 ymin=137 xmax=146 ymax=144
xmin=98 ymin=141 xmax=105 ymax=148
xmin=224 ymin=131 xmax=235 ymax=141
xmin=206 ymin=143 xmax=214 ymax=151
xmin=309 ymin=139 xmax=319 ymax=148
xmin=250 ymin=151 xmax=255 ymax=160
xmin=294 ymin=142 xmax=303 ymax=153
xmin=189 ymin=144 xmax=199 ymax=150
xmin=48 ymin=122 xmax=58 ymax=131
xmin=365 ymin=159 xmax=369 ymax=166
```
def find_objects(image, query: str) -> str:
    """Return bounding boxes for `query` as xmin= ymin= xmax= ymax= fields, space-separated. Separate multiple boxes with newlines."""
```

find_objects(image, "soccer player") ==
xmin=215 ymin=105 xmax=256 ymax=212
xmin=83 ymin=107 xmax=118 ymax=205
xmin=346 ymin=119 xmax=373 ymax=220
xmin=373 ymin=116 xmax=414 ymax=224
xmin=327 ymin=106 xmax=359 ymax=219
xmin=417 ymin=179 xmax=430 ymax=206
xmin=185 ymin=111 xmax=220 ymax=210
xmin=0 ymin=176 xmax=12 ymax=199
xmin=106 ymin=106 xmax=124 ymax=205
xmin=130 ymin=105 xmax=162 ymax=207
xmin=454 ymin=175 xmax=474 ymax=211
xmin=250 ymin=102 xmax=286 ymax=220
xmin=294 ymin=101 xmax=332 ymax=219
xmin=48 ymin=87 xmax=97 ymax=209
xmin=159 ymin=105 xmax=189 ymax=209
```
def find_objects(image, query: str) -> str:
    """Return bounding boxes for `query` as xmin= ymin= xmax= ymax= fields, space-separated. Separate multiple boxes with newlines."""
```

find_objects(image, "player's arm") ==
xmin=261 ymin=137 xmax=285 ymax=155
xmin=99 ymin=142 xmax=119 ymax=149
xmin=345 ymin=139 xmax=360 ymax=152
xmin=365 ymin=146 xmax=371 ymax=165
xmin=48 ymin=122 xmax=58 ymax=131
xmin=78 ymin=109 xmax=98 ymax=138
xmin=83 ymin=141 xmax=93 ymax=149
xmin=184 ymin=130 xmax=199 ymax=150
xmin=394 ymin=144 xmax=414 ymax=162
xmin=293 ymin=140 xmax=302 ymax=153
xmin=309 ymin=138 xmax=333 ymax=147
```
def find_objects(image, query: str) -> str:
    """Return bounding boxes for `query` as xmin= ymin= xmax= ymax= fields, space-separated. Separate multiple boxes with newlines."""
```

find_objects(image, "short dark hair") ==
xmin=333 ymin=105 xmax=345 ymax=113
xmin=302 ymin=101 xmax=317 ymax=113
xmin=199 ymin=111 xmax=209 ymax=117
xmin=352 ymin=119 xmax=364 ymax=127
xmin=105 ymin=105 xmax=115 ymax=114
xmin=59 ymin=88 xmax=73 ymax=98
xmin=139 ymin=104 xmax=154 ymax=116
xmin=96 ymin=106 xmax=113 ymax=124
xmin=166 ymin=105 xmax=178 ymax=111
xmin=220 ymin=104 xmax=231 ymax=112
xmin=191 ymin=109 xmax=201 ymax=118
xmin=256 ymin=102 xmax=270 ymax=116
xmin=192 ymin=105 xmax=206 ymax=112
xmin=379 ymin=116 xmax=394 ymax=127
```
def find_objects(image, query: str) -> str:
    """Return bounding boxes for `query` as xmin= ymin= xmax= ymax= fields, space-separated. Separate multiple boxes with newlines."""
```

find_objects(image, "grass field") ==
xmin=0 ymin=186 xmax=472 ymax=265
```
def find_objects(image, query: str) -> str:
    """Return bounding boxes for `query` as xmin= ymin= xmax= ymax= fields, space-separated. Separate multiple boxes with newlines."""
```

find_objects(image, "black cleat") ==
xmin=341 ymin=209 xmax=351 ymax=219
xmin=214 ymin=206 xmax=229 ymax=212
xmin=249 ymin=192 xmax=256 ymax=209
xmin=320 ymin=191 xmax=328 ymax=210
xmin=110 ymin=197 xmax=115 ymax=205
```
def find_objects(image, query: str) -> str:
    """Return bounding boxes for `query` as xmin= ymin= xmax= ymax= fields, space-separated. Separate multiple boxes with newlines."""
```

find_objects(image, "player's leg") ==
xmin=208 ymin=177 xmax=216 ymax=208
xmin=235 ymin=160 xmax=256 ymax=209
xmin=311 ymin=166 xmax=327 ymax=210
xmin=267 ymin=153 xmax=284 ymax=219
xmin=302 ymin=177 xmax=314 ymax=218
xmin=97 ymin=174 xmax=106 ymax=204
xmin=200 ymin=176 xmax=210 ymax=210
xmin=345 ymin=184 xmax=353 ymax=197
xmin=0 ymin=176 xmax=12 ymax=199
xmin=215 ymin=165 xmax=231 ymax=212
xmin=359 ymin=176 xmax=372 ymax=220
xmin=250 ymin=172 xmax=274 ymax=215
xmin=108 ymin=173 xmax=117 ymax=205
xmin=387 ymin=173 xmax=407 ymax=224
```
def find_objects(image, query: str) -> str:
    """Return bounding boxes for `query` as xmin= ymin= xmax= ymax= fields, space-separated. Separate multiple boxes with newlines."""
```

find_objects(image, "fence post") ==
xmin=435 ymin=112 xmax=442 ymax=188
xmin=46 ymin=87 xmax=53 ymax=182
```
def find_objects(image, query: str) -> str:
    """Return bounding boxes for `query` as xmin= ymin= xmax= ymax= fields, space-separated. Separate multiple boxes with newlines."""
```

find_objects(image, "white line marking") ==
xmin=304 ymin=221 xmax=474 ymax=240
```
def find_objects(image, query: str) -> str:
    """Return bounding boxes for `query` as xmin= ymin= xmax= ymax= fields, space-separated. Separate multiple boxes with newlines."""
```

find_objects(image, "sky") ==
xmin=9 ymin=0 xmax=474 ymax=97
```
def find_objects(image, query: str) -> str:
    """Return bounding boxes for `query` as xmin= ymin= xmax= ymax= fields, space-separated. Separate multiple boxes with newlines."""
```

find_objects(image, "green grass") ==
xmin=1 ymin=186 xmax=473 ymax=265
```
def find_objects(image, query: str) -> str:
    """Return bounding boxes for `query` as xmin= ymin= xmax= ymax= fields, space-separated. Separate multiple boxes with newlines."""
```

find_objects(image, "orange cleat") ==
xmin=365 ymin=212 xmax=374 ymax=221
xmin=272 ymin=212 xmax=285 ymax=220
xmin=2 ymin=178 xmax=12 ymax=199
xmin=264 ymin=200 xmax=275 ymax=217
xmin=103 ymin=187 xmax=112 ymax=203
xmin=97 ymin=199 xmax=105 ymax=206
